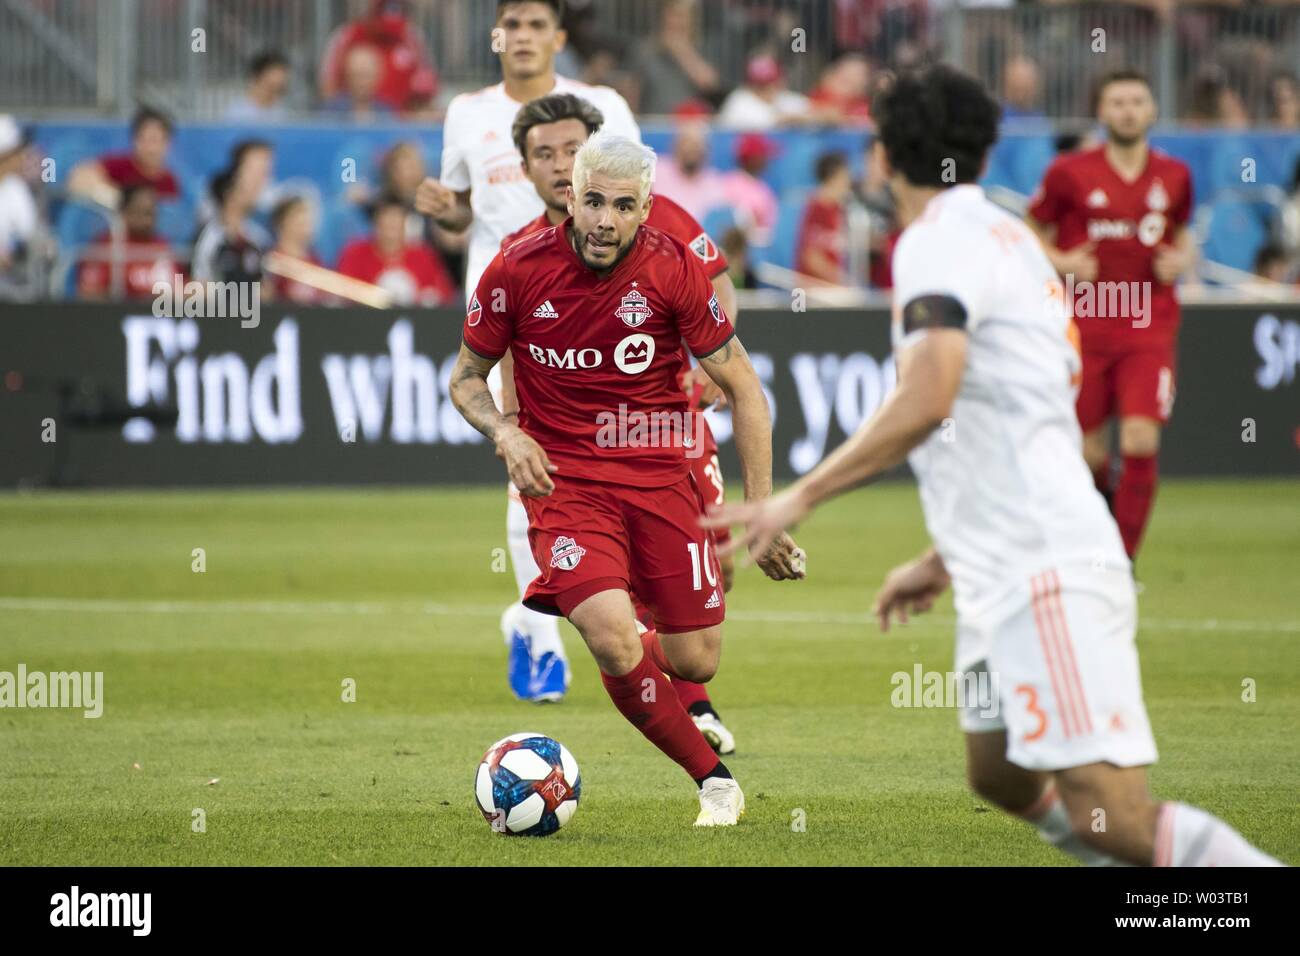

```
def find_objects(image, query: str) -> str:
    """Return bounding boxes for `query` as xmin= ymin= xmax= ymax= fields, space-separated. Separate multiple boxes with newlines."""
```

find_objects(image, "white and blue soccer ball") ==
xmin=475 ymin=732 xmax=581 ymax=836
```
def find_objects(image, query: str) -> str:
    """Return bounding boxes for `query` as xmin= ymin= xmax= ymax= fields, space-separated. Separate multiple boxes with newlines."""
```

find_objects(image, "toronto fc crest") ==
xmin=550 ymin=536 xmax=586 ymax=570
xmin=1146 ymin=180 xmax=1169 ymax=212
xmin=616 ymin=283 xmax=653 ymax=328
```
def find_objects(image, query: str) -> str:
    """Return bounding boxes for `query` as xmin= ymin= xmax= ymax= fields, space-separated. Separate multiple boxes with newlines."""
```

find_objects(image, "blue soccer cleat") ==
xmin=528 ymin=651 xmax=569 ymax=703
xmin=502 ymin=604 xmax=535 ymax=701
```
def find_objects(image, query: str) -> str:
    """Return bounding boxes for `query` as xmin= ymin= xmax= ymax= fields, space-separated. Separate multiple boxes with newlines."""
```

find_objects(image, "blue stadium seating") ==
xmin=26 ymin=119 xmax=1300 ymax=290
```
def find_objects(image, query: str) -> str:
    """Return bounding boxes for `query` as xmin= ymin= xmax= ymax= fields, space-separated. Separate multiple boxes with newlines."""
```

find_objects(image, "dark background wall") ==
xmin=2 ymin=304 xmax=1297 ymax=488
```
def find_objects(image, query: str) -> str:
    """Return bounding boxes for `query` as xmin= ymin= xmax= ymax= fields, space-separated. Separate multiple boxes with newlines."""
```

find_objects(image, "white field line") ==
xmin=0 ymin=596 xmax=1296 ymax=634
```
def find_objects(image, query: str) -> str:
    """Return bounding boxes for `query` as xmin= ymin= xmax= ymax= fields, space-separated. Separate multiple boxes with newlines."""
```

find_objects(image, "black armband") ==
xmin=901 ymin=294 xmax=968 ymax=335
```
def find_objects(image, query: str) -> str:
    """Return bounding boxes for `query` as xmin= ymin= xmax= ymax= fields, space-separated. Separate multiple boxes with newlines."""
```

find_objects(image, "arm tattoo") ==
xmin=698 ymin=335 xmax=739 ymax=366
xmin=450 ymin=346 xmax=509 ymax=441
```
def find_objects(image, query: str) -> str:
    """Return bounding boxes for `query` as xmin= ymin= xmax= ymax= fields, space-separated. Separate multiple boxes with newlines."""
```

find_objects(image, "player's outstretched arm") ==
xmin=872 ymin=548 xmax=950 ymax=632
xmin=697 ymin=336 xmax=803 ymax=581
xmin=697 ymin=336 xmax=768 ymax=499
xmin=449 ymin=344 xmax=556 ymax=496
xmin=414 ymin=178 xmax=473 ymax=233
xmin=704 ymin=327 xmax=967 ymax=559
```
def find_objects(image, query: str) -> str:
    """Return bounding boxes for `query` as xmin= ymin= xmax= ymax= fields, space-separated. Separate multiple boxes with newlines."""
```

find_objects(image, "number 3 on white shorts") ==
xmin=687 ymin=540 xmax=718 ymax=592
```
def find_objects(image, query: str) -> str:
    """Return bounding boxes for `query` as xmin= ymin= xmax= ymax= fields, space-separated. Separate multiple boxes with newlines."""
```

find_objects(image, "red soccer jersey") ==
xmin=77 ymin=233 xmax=177 ymax=300
xmin=796 ymin=197 xmax=846 ymax=281
xmin=466 ymin=219 xmax=735 ymax=488
xmin=98 ymin=154 xmax=180 ymax=199
xmin=336 ymin=238 xmax=456 ymax=306
xmin=501 ymin=193 xmax=730 ymax=388
xmin=1028 ymin=145 xmax=1192 ymax=346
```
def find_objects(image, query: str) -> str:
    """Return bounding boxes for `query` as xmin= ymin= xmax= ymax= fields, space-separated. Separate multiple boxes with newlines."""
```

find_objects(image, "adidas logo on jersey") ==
xmin=1086 ymin=188 xmax=1109 ymax=209
xmin=533 ymin=300 xmax=559 ymax=319
xmin=704 ymin=589 xmax=720 ymax=609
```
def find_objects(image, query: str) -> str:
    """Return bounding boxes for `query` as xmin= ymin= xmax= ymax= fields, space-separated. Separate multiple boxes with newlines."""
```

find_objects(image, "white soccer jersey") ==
xmin=891 ymin=185 xmax=1129 ymax=623
xmin=440 ymin=77 xmax=641 ymax=302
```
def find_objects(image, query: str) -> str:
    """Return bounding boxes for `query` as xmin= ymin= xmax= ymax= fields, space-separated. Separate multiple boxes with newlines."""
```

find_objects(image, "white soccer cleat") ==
xmin=694 ymin=777 xmax=745 ymax=827
xmin=692 ymin=712 xmax=736 ymax=755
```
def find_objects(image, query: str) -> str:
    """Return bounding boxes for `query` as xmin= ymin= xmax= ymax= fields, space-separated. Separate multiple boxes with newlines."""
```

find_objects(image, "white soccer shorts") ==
xmin=956 ymin=564 xmax=1158 ymax=771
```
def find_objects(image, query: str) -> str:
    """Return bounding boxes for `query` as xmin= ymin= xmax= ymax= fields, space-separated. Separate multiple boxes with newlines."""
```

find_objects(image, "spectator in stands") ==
xmin=324 ymin=45 xmax=395 ymax=121
xmin=856 ymin=139 xmax=899 ymax=290
xmin=717 ymin=52 xmax=811 ymax=129
xmin=721 ymin=226 xmax=757 ymax=290
xmin=1252 ymin=242 xmax=1291 ymax=284
xmin=833 ymin=0 xmax=930 ymax=67
xmin=77 ymin=185 xmax=176 ymax=301
xmin=721 ymin=133 xmax=780 ymax=246
xmin=192 ymin=153 xmax=271 ymax=285
xmin=653 ymin=121 xmax=728 ymax=225
xmin=198 ymin=139 xmax=276 ymax=228
xmin=226 ymin=50 xmax=292 ymax=123
xmin=1001 ymin=54 xmax=1046 ymax=122
xmin=69 ymin=107 xmax=180 ymax=208
xmin=1267 ymin=71 xmax=1300 ymax=129
xmin=319 ymin=0 xmax=437 ymax=114
xmin=795 ymin=151 xmax=853 ymax=285
xmin=1187 ymin=68 xmax=1251 ymax=128
xmin=336 ymin=193 xmax=456 ymax=307
xmin=633 ymin=0 xmax=723 ymax=115
xmin=264 ymin=195 xmax=328 ymax=305
xmin=0 ymin=116 xmax=39 ymax=291
xmin=376 ymin=141 xmax=467 ymax=281
xmin=808 ymin=53 xmax=873 ymax=127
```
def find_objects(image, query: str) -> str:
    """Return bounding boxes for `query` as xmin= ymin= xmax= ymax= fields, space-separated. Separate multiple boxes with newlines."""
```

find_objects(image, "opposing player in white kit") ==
xmin=706 ymin=66 xmax=1283 ymax=867
xmin=416 ymin=0 xmax=640 ymax=702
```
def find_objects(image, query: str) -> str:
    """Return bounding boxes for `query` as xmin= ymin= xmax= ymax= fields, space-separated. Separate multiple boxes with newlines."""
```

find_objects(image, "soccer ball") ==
xmin=474 ymin=732 xmax=581 ymax=836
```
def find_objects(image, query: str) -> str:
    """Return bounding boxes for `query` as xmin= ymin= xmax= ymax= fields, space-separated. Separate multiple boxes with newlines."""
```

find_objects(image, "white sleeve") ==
xmin=891 ymin=222 xmax=988 ymax=349
xmin=440 ymin=96 xmax=471 ymax=192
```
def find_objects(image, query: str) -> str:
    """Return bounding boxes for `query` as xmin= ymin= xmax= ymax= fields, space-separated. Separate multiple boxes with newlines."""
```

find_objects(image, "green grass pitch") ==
xmin=0 ymin=480 xmax=1296 ymax=866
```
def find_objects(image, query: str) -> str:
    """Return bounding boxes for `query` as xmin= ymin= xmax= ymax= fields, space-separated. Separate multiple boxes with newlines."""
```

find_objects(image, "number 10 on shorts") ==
xmin=687 ymin=541 xmax=718 ymax=591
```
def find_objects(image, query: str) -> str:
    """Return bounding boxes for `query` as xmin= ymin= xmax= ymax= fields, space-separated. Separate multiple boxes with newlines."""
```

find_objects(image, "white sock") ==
xmin=1021 ymin=785 xmax=1126 ymax=866
xmin=1155 ymin=801 xmax=1282 ymax=867
xmin=505 ymin=493 xmax=566 ymax=660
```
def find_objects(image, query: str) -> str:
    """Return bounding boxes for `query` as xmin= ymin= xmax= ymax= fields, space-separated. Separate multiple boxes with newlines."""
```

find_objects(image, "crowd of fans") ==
xmin=2 ymin=0 xmax=1300 ymax=302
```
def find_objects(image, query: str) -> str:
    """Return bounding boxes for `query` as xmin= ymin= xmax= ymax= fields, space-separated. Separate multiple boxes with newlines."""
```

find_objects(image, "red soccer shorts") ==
xmin=1076 ymin=342 xmax=1177 ymax=433
xmin=688 ymin=418 xmax=731 ymax=549
xmin=522 ymin=473 xmax=726 ymax=634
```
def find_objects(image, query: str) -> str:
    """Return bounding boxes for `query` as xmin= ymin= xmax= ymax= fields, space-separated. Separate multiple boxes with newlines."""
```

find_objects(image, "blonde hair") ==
xmin=571 ymin=133 xmax=656 ymax=204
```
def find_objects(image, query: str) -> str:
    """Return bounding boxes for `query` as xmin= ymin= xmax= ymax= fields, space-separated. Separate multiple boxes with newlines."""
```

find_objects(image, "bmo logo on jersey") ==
xmin=615 ymin=333 xmax=655 ymax=374
xmin=527 ymin=343 xmax=602 ymax=369
xmin=1088 ymin=216 xmax=1165 ymax=246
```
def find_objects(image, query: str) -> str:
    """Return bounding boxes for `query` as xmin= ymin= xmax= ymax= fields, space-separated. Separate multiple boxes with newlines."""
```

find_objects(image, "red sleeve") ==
xmin=463 ymin=252 xmax=514 ymax=360
xmin=1027 ymin=157 xmax=1071 ymax=226
xmin=650 ymin=196 xmax=729 ymax=279
xmin=98 ymin=155 xmax=131 ymax=185
xmin=335 ymin=241 xmax=372 ymax=282
xmin=672 ymin=251 xmax=735 ymax=359
xmin=318 ymin=26 xmax=357 ymax=98
xmin=156 ymin=171 xmax=179 ymax=199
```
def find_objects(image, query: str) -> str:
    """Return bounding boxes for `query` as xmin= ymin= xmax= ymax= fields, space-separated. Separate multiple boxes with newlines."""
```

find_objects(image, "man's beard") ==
xmin=572 ymin=227 xmax=635 ymax=273
xmin=1107 ymin=125 xmax=1144 ymax=148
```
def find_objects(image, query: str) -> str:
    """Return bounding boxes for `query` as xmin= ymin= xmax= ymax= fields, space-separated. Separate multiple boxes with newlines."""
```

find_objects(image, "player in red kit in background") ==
xmin=499 ymin=92 xmax=745 ymax=755
xmin=450 ymin=134 xmax=804 ymax=826
xmin=1028 ymin=70 xmax=1195 ymax=562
